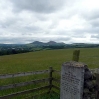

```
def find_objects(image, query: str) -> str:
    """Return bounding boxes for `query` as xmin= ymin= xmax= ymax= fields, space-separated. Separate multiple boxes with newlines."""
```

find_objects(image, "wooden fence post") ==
xmin=96 ymin=73 xmax=99 ymax=99
xmin=49 ymin=67 xmax=53 ymax=93
xmin=72 ymin=50 xmax=80 ymax=62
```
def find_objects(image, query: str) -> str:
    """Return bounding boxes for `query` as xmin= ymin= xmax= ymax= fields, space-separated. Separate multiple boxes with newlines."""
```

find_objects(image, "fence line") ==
xmin=0 ymin=68 xmax=98 ymax=79
xmin=0 ymin=78 xmax=50 ymax=90
xmin=52 ymin=85 xmax=60 ymax=90
xmin=0 ymin=67 xmax=60 ymax=99
xmin=0 ymin=85 xmax=50 ymax=99
xmin=1 ymin=67 xmax=98 ymax=98
xmin=0 ymin=70 xmax=50 ymax=79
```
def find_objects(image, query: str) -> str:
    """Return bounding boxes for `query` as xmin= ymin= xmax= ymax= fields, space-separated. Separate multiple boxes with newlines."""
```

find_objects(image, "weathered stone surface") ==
xmin=60 ymin=61 xmax=85 ymax=99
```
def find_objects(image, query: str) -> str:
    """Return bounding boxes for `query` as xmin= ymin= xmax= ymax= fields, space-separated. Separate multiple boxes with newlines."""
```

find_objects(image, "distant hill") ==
xmin=29 ymin=41 xmax=65 ymax=46
xmin=47 ymin=41 xmax=65 ymax=45
xmin=47 ymin=41 xmax=57 ymax=45
xmin=30 ymin=41 xmax=45 ymax=46
xmin=0 ymin=41 xmax=99 ymax=56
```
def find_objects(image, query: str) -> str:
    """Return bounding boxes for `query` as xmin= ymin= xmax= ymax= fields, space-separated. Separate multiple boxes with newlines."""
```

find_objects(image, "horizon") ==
xmin=0 ymin=40 xmax=99 ymax=45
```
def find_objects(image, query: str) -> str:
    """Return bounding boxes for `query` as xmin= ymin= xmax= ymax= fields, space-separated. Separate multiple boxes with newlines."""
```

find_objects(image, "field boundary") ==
xmin=0 ymin=67 xmax=60 ymax=99
xmin=0 ymin=70 xmax=50 ymax=79
xmin=0 ymin=67 xmax=99 ymax=99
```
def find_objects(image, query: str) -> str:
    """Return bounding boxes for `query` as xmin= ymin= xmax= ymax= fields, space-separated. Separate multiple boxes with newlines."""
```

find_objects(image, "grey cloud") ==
xmin=0 ymin=36 xmax=71 ymax=44
xmin=55 ymin=37 xmax=71 ymax=42
xmin=91 ymin=35 xmax=99 ymax=39
xmin=49 ymin=22 xmax=58 ymax=29
xmin=73 ymin=26 xmax=99 ymax=34
xmin=12 ymin=0 xmax=65 ymax=13
xmin=0 ymin=37 xmax=26 ymax=44
xmin=52 ymin=30 xmax=71 ymax=35
xmin=92 ymin=22 xmax=99 ymax=27
xmin=34 ymin=36 xmax=71 ymax=43
xmin=0 ymin=18 xmax=42 ymax=34
xmin=0 ymin=36 xmax=42 ymax=44
xmin=86 ymin=27 xmax=99 ymax=34
xmin=72 ymin=33 xmax=86 ymax=38
xmin=90 ymin=19 xmax=99 ymax=27
xmin=73 ymin=29 xmax=86 ymax=34
xmin=35 ymin=14 xmax=49 ymax=21
xmin=81 ymin=9 xmax=99 ymax=21
xmin=0 ymin=18 xmax=17 ymax=29
xmin=22 ymin=26 xmax=42 ymax=33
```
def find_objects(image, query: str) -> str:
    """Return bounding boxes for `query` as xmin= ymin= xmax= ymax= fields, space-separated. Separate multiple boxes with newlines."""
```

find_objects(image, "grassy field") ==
xmin=0 ymin=48 xmax=99 ymax=74
xmin=0 ymin=48 xmax=99 ymax=98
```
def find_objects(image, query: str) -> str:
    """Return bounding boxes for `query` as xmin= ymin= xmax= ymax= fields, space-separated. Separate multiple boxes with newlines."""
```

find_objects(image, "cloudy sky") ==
xmin=0 ymin=0 xmax=99 ymax=44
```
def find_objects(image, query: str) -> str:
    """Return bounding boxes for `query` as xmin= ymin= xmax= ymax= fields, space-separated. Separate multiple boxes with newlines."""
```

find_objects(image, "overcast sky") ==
xmin=0 ymin=0 xmax=99 ymax=44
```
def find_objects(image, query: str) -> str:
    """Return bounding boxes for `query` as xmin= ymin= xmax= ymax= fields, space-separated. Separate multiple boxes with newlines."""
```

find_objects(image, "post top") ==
xmin=62 ymin=61 xmax=87 ymax=68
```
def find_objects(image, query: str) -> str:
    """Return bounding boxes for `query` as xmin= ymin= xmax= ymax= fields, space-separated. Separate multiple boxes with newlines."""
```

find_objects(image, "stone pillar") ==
xmin=60 ymin=61 xmax=98 ymax=99
xmin=60 ymin=61 xmax=85 ymax=99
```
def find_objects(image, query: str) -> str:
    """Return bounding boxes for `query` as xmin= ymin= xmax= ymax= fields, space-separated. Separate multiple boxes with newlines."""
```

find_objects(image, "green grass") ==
xmin=0 ymin=48 xmax=73 ymax=74
xmin=0 ymin=48 xmax=99 ymax=74
xmin=0 ymin=48 xmax=99 ymax=98
xmin=39 ymin=92 xmax=60 ymax=99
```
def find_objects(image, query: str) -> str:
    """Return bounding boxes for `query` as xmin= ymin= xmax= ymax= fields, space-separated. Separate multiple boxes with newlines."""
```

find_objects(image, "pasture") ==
xmin=0 ymin=48 xmax=99 ymax=74
xmin=0 ymin=48 xmax=99 ymax=98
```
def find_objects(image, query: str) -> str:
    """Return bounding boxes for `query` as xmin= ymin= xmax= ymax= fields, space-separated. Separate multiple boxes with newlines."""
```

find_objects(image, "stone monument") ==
xmin=60 ymin=61 xmax=85 ymax=99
